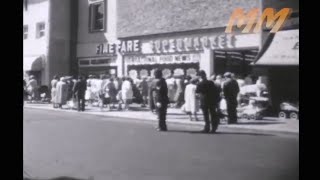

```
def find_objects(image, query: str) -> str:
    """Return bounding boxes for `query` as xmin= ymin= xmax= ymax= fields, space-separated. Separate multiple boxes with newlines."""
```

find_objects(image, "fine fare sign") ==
xmin=96 ymin=40 xmax=141 ymax=55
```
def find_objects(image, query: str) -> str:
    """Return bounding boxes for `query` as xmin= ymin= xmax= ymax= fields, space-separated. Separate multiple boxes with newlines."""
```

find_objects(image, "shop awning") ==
xmin=253 ymin=29 xmax=299 ymax=66
xmin=23 ymin=56 xmax=43 ymax=71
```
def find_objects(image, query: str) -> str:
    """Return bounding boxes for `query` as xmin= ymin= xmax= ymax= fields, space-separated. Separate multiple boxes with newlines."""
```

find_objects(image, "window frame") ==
xmin=36 ymin=22 xmax=46 ymax=39
xmin=23 ymin=25 xmax=28 ymax=40
xmin=89 ymin=1 xmax=106 ymax=33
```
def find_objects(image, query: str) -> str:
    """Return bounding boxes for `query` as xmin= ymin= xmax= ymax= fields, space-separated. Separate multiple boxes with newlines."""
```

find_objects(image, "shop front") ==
xmin=122 ymin=31 xmax=260 ymax=79
xmin=78 ymin=56 xmax=118 ymax=77
xmin=125 ymin=52 xmax=200 ymax=78
xmin=253 ymin=29 xmax=299 ymax=113
xmin=23 ymin=55 xmax=45 ymax=85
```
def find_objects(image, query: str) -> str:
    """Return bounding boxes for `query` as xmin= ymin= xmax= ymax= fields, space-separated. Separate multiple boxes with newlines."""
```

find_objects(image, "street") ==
xmin=24 ymin=108 xmax=299 ymax=180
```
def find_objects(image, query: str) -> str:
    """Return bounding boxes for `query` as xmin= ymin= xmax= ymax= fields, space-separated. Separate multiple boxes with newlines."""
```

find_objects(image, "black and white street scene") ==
xmin=23 ymin=0 xmax=299 ymax=180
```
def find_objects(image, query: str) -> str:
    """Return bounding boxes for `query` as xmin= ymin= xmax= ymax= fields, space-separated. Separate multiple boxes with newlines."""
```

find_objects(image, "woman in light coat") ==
xmin=121 ymin=77 xmax=133 ymax=110
xmin=184 ymin=78 xmax=199 ymax=121
xmin=55 ymin=77 xmax=68 ymax=108
xmin=51 ymin=75 xmax=59 ymax=108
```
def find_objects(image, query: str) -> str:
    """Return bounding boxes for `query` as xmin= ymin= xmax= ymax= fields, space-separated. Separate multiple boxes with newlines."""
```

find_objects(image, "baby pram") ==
xmin=38 ymin=86 xmax=51 ymax=103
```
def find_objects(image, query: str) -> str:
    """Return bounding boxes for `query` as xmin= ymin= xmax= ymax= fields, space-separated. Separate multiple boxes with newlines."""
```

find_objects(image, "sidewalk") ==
xmin=24 ymin=103 xmax=299 ymax=134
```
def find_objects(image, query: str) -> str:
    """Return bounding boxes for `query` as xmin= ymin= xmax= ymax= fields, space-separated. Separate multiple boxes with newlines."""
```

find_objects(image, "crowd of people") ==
xmin=23 ymin=70 xmax=268 ymax=132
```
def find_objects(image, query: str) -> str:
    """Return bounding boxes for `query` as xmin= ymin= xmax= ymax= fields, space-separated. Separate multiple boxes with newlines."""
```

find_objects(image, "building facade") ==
xmin=117 ymin=0 xmax=261 ymax=78
xmin=23 ymin=0 xmax=76 ymax=86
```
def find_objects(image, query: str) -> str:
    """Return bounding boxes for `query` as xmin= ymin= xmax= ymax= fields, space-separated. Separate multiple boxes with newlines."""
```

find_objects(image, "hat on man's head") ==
xmin=197 ymin=70 xmax=207 ymax=78
xmin=154 ymin=69 xmax=163 ymax=78
xmin=224 ymin=72 xmax=232 ymax=78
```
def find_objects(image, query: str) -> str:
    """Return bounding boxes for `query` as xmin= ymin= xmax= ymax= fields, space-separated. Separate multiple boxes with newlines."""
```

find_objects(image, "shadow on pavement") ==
xmin=166 ymin=129 xmax=275 ymax=136
xmin=24 ymin=177 xmax=91 ymax=180
xmin=236 ymin=121 xmax=285 ymax=125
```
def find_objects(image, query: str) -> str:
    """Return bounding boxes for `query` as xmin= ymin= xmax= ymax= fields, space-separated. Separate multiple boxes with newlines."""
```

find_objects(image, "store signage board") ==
xmin=96 ymin=40 xmax=141 ymax=55
xmin=256 ymin=29 xmax=299 ymax=65
xmin=124 ymin=53 xmax=201 ymax=65
xmin=149 ymin=34 xmax=237 ymax=54
xmin=88 ymin=0 xmax=103 ymax=4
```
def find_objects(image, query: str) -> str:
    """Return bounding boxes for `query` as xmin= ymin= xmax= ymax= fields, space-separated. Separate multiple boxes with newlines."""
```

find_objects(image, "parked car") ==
xmin=278 ymin=102 xmax=299 ymax=120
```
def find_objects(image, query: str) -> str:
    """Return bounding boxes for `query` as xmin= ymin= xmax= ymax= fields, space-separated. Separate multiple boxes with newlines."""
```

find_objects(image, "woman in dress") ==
xmin=184 ymin=78 xmax=199 ymax=121
xmin=55 ymin=77 xmax=68 ymax=108
xmin=121 ymin=77 xmax=133 ymax=110
xmin=51 ymin=75 xmax=59 ymax=108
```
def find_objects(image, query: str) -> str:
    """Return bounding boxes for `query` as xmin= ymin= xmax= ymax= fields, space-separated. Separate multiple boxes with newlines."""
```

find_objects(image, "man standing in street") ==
xmin=223 ymin=72 xmax=240 ymax=124
xmin=196 ymin=70 xmax=221 ymax=133
xmin=73 ymin=76 xmax=87 ymax=112
xmin=150 ymin=69 xmax=169 ymax=131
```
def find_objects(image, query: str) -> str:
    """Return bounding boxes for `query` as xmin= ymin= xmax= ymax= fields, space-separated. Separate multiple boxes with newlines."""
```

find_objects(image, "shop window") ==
xmin=140 ymin=69 xmax=148 ymax=77
xmin=129 ymin=70 xmax=138 ymax=79
xmin=23 ymin=25 xmax=28 ymax=40
xmin=91 ymin=59 xmax=109 ymax=65
xmin=186 ymin=68 xmax=197 ymax=76
xmin=162 ymin=69 xmax=171 ymax=78
xmin=79 ymin=60 xmax=90 ymax=66
xmin=24 ymin=0 xmax=28 ymax=11
xmin=89 ymin=1 xmax=106 ymax=32
xmin=174 ymin=68 xmax=184 ymax=76
xmin=150 ymin=69 xmax=156 ymax=77
xmin=36 ymin=22 xmax=45 ymax=38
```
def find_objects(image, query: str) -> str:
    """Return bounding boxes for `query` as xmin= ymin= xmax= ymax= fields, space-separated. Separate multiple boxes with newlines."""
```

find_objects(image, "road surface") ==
xmin=24 ymin=108 xmax=299 ymax=180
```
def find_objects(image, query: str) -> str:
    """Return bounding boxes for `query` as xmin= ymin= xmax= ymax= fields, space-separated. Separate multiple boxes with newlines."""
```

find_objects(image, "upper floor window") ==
xmin=36 ymin=22 xmax=45 ymax=38
xmin=23 ymin=25 xmax=28 ymax=40
xmin=89 ymin=1 xmax=106 ymax=32
xmin=24 ymin=0 xmax=28 ymax=11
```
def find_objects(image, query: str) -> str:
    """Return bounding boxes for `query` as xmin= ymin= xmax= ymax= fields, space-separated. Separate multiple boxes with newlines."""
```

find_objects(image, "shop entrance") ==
xmin=78 ymin=66 xmax=117 ymax=78
xmin=213 ymin=49 xmax=258 ymax=78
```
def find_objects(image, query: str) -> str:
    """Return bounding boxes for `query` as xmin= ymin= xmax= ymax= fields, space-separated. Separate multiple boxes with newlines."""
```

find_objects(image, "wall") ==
xmin=77 ymin=0 xmax=119 ymax=75
xmin=46 ymin=0 xmax=72 ymax=85
xmin=117 ymin=0 xmax=259 ymax=38
xmin=23 ymin=0 xmax=49 ymax=57
xmin=23 ymin=0 xmax=49 ymax=85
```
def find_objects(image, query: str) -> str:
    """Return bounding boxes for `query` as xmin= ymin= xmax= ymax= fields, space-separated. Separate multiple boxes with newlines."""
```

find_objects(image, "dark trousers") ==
xmin=226 ymin=99 xmax=238 ymax=124
xmin=157 ymin=105 xmax=167 ymax=130
xmin=201 ymin=105 xmax=219 ymax=132
xmin=77 ymin=95 xmax=85 ymax=111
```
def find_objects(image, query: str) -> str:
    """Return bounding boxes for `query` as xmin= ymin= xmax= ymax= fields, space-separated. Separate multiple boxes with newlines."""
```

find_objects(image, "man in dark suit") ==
xmin=196 ymin=70 xmax=221 ymax=133
xmin=150 ymin=69 xmax=170 ymax=131
xmin=223 ymin=72 xmax=240 ymax=124
xmin=73 ymin=76 xmax=87 ymax=112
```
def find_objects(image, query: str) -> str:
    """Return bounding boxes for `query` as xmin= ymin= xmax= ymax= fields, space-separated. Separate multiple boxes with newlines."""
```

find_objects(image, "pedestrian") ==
xmin=139 ymin=77 xmax=149 ymax=107
xmin=55 ymin=77 xmax=68 ymax=108
xmin=23 ymin=79 xmax=27 ymax=102
xmin=166 ymin=75 xmax=177 ymax=106
xmin=150 ymin=69 xmax=170 ymax=131
xmin=184 ymin=78 xmax=199 ymax=121
xmin=148 ymin=77 xmax=156 ymax=113
xmin=174 ymin=76 xmax=184 ymax=108
xmin=51 ymin=75 xmax=59 ymax=108
xmin=66 ymin=77 xmax=75 ymax=101
xmin=103 ymin=77 xmax=117 ymax=110
xmin=73 ymin=76 xmax=87 ymax=111
xmin=121 ymin=77 xmax=133 ymax=110
xmin=26 ymin=75 xmax=38 ymax=102
xmin=85 ymin=75 xmax=94 ymax=105
xmin=223 ymin=72 xmax=240 ymax=124
xmin=196 ymin=70 xmax=221 ymax=133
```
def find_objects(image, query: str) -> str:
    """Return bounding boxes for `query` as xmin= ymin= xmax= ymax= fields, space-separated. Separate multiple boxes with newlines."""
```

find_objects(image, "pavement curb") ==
xmin=24 ymin=105 xmax=299 ymax=135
